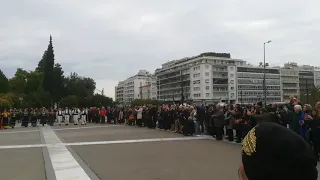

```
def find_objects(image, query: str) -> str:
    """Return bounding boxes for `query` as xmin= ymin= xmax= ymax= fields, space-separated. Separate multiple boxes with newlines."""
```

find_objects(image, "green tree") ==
xmin=42 ymin=35 xmax=55 ymax=96
xmin=59 ymin=95 xmax=78 ymax=107
xmin=36 ymin=50 xmax=47 ymax=72
xmin=300 ymin=86 xmax=320 ymax=106
xmin=52 ymin=63 xmax=66 ymax=102
xmin=65 ymin=72 xmax=96 ymax=97
xmin=0 ymin=98 xmax=13 ymax=109
xmin=0 ymin=69 xmax=9 ymax=93
xmin=24 ymin=71 xmax=43 ymax=94
xmin=91 ymin=94 xmax=113 ymax=107
xmin=1 ymin=34 xmax=114 ymax=108
xmin=8 ymin=68 xmax=28 ymax=93
xmin=132 ymin=99 xmax=161 ymax=106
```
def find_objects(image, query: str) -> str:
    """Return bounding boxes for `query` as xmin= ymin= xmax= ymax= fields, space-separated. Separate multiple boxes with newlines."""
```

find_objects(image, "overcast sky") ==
xmin=1 ymin=0 xmax=319 ymax=99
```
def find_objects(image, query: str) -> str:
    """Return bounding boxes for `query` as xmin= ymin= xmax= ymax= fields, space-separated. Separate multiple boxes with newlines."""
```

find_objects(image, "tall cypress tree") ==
xmin=36 ymin=50 xmax=47 ymax=72
xmin=0 ymin=69 xmax=9 ymax=93
xmin=42 ymin=35 xmax=55 ymax=96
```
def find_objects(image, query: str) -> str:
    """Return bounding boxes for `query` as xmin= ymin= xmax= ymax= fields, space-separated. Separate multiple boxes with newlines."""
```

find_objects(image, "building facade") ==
xmin=280 ymin=63 xmax=300 ymax=102
xmin=139 ymin=80 xmax=157 ymax=100
xmin=155 ymin=52 xmax=245 ymax=105
xmin=236 ymin=66 xmax=282 ymax=104
xmin=115 ymin=81 xmax=124 ymax=103
xmin=115 ymin=70 xmax=157 ymax=105
xmin=314 ymin=67 xmax=320 ymax=87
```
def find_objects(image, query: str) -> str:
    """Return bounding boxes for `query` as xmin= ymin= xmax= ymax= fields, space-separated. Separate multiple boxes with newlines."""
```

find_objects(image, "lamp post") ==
xmin=263 ymin=40 xmax=272 ymax=106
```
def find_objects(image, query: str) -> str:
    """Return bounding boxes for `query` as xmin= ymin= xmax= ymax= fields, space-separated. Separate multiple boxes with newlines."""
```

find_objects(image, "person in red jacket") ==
xmin=100 ymin=107 xmax=106 ymax=124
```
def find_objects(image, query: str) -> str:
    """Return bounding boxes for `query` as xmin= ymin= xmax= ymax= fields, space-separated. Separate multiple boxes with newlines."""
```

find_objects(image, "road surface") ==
xmin=0 ymin=123 xmax=244 ymax=180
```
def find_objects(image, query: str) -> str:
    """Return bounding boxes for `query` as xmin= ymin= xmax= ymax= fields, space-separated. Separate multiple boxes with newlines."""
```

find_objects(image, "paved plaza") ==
xmin=0 ymin=123 xmax=243 ymax=180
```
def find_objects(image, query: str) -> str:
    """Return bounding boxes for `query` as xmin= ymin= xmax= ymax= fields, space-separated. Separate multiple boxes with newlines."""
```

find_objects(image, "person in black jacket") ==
xmin=212 ymin=105 xmax=225 ymax=140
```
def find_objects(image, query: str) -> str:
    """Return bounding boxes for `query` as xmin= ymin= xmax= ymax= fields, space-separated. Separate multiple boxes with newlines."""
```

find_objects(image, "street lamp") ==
xmin=263 ymin=40 xmax=272 ymax=106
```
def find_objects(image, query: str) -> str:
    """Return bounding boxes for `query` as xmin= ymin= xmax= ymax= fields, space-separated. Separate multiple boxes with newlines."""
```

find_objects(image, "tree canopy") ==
xmin=300 ymin=86 xmax=320 ymax=106
xmin=0 ymin=35 xmax=113 ymax=108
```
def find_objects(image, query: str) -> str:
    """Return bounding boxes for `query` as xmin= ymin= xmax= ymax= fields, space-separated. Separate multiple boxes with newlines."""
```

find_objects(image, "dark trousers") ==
xmin=40 ymin=117 xmax=47 ymax=125
xmin=22 ymin=116 xmax=29 ymax=127
xmin=136 ymin=119 xmax=142 ymax=127
xmin=2 ymin=117 xmax=8 ymax=127
xmin=128 ymin=120 xmax=135 ymax=126
xmin=199 ymin=120 xmax=205 ymax=133
xmin=183 ymin=120 xmax=194 ymax=135
xmin=101 ymin=116 xmax=105 ymax=124
xmin=215 ymin=126 xmax=223 ymax=140
xmin=226 ymin=128 xmax=234 ymax=141
xmin=152 ymin=116 xmax=157 ymax=128
xmin=10 ymin=117 xmax=16 ymax=127
xmin=235 ymin=125 xmax=242 ymax=143
xmin=94 ymin=116 xmax=100 ymax=123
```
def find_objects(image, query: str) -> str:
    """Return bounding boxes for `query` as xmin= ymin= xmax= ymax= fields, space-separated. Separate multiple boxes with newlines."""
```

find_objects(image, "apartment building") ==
xmin=314 ymin=67 xmax=320 ymax=87
xmin=155 ymin=52 xmax=245 ymax=104
xmin=281 ymin=63 xmax=300 ymax=102
xmin=115 ymin=81 xmax=124 ymax=103
xmin=236 ymin=65 xmax=282 ymax=104
xmin=139 ymin=78 xmax=157 ymax=100
xmin=115 ymin=70 xmax=157 ymax=105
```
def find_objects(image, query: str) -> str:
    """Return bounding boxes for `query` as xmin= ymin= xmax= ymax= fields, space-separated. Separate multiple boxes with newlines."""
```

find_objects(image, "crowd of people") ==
xmin=0 ymin=97 xmax=320 ymax=179
xmin=0 ymin=106 xmax=118 ymax=128
xmin=118 ymin=97 xmax=320 ymax=162
xmin=1 ymin=97 xmax=320 ymax=162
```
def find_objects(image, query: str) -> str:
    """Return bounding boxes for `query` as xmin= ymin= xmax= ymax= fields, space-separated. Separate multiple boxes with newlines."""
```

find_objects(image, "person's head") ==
xmin=294 ymin=104 xmax=302 ymax=113
xmin=239 ymin=122 xmax=317 ymax=180
xmin=304 ymin=104 xmax=312 ymax=112
xmin=312 ymin=108 xmax=319 ymax=117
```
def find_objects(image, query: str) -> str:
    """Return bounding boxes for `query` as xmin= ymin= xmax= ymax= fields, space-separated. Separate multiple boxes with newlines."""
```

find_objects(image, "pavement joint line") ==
xmin=0 ymin=124 xmax=122 ymax=134
xmin=0 ymin=136 xmax=211 ymax=149
xmin=41 ymin=125 xmax=92 ymax=180
xmin=53 ymin=125 xmax=121 ymax=131
xmin=0 ymin=129 xmax=39 ymax=134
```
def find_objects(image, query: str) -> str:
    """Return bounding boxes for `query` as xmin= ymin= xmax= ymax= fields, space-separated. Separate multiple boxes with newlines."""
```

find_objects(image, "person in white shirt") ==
xmin=80 ymin=108 xmax=87 ymax=125
xmin=72 ymin=107 xmax=80 ymax=125
xmin=56 ymin=108 xmax=63 ymax=126
xmin=64 ymin=107 xmax=70 ymax=125
xmin=135 ymin=106 xmax=143 ymax=127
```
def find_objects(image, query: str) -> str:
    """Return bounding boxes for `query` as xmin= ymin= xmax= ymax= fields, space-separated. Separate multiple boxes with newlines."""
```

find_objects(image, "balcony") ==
xmin=282 ymin=86 xmax=298 ymax=90
xmin=282 ymin=80 xmax=298 ymax=83
xmin=213 ymin=68 xmax=228 ymax=72
xmin=213 ymin=88 xmax=228 ymax=92
xmin=212 ymin=75 xmax=228 ymax=79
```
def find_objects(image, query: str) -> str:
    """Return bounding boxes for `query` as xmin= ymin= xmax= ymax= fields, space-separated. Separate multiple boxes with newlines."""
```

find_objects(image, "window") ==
xmin=193 ymin=73 xmax=200 ymax=78
xmin=231 ymin=93 xmax=235 ymax=97
xmin=230 ymin=73 xmax=234 ymax=77
xmin=193 ymin=87 xmax=200 ymax=91
xmin=205 ymin=72 xmax=210 ymax=76
xmin=206 ymin=86 xmax=210 ymax=90
xmin=230 ymin=80 xmax=234 ymax=84
xmin=205 ymin=79 xmax=210 ymax=83
xmin=193 ymin=93 xmax=201 ymax=98
xmin=193 ymin=80 xmax=200 ymax=84
xmin=230 ymin=86 xmax=234 ymax=90
xmin=193 ymin=66 xmax=200 ymax=71
xmin=206 ymin=93 xmax=210 ymax=97
xmin=229 ymin=67 xmax=234 ymax=71
xmin=205 ymin=65 xmax=209 ymax=69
